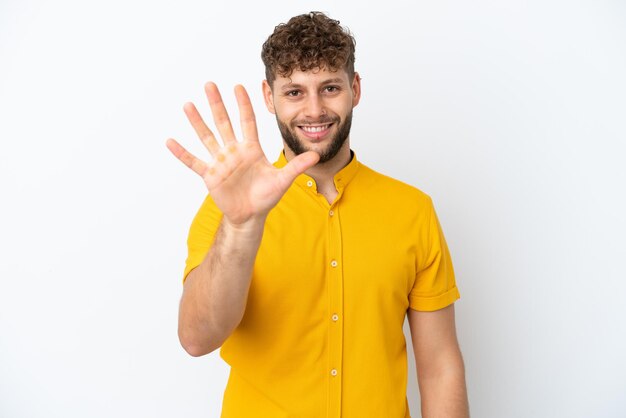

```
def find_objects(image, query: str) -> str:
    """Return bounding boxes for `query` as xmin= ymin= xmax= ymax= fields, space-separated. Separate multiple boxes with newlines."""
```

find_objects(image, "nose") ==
xmin=303 ymin=93 xmax=326 ymax=120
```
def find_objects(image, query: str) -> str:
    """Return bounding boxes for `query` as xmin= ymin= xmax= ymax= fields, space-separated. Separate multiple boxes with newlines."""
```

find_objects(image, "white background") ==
xmin=1 ymin=0 xmax=625 ymax=417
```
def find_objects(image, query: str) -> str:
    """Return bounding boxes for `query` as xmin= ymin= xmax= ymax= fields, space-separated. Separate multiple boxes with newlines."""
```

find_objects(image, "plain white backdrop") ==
xmin=1 ymin=0 xmax=625 ymax=417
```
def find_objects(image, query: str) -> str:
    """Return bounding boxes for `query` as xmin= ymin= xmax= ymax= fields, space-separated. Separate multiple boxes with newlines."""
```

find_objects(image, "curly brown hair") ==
xmin=261 ymin=11 xmax=356 ymax=86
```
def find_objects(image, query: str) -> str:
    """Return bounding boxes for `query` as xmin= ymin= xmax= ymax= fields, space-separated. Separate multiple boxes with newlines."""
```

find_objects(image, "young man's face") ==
xmin=262 ymin=67 xmax=361 ymax=164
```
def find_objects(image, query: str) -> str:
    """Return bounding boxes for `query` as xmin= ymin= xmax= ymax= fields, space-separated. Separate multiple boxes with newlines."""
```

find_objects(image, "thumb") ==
xmin=280 ymin=151 xmax=320 ymax=183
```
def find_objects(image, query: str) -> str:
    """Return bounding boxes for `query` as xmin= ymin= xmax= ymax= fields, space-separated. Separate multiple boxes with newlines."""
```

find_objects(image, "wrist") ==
xmin=221 ymin=214 xmax=267 ymax=236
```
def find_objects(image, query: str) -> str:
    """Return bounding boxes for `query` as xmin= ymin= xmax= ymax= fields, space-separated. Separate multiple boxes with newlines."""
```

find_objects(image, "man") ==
xmin=166 ymin=11 xmax=469 ymax=418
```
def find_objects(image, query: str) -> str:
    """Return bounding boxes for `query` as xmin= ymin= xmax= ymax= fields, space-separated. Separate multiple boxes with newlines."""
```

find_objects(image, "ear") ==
xmin=262 ymin=79 xmax=276 ymax=114
xmin=351 ymin=72 xmax=362 ymax=108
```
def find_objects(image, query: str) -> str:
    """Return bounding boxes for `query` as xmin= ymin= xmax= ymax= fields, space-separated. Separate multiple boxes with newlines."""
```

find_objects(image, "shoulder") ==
xmin=355 ymin=162 xmax=434 ymax=211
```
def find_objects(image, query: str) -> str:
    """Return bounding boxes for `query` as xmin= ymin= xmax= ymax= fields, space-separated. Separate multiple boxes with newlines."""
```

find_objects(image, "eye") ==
xmin=324 ymin=86 xmax=339 ymax=92
xmin=285 ymin=90 xmax=301 ymax=97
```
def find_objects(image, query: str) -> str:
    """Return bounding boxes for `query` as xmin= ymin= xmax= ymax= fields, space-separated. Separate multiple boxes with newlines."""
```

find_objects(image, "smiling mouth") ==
xmin=299 ymin=124 xmax=332 ymax=133
xmin=298 ymin=123 xmax=333 ymax=140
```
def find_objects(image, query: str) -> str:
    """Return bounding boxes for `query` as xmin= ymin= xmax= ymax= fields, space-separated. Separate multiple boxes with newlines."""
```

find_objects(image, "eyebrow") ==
xmin=280 ymin=77 xmax=346 ymax=91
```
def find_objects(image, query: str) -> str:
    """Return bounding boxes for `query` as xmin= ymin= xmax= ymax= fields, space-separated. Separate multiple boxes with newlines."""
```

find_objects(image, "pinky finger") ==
xmin=166 ymin=138 xmax=209 ymax=177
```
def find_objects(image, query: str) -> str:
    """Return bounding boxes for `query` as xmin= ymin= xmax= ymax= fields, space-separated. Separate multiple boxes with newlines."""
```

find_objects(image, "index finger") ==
xmin=234 ymin=84 xmax=259 ymax=143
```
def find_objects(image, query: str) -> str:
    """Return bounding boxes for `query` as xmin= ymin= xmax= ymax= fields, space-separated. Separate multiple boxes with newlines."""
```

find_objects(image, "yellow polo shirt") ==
xmin=183 ymin=151 xmax=460 ymax=418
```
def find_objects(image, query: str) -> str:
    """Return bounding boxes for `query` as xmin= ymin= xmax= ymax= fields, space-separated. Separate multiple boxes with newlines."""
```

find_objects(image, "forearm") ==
xmin=178 ymin=216 xmax=266 ymax=356
xmin=418 ymin=350 xmax=470 ymax=418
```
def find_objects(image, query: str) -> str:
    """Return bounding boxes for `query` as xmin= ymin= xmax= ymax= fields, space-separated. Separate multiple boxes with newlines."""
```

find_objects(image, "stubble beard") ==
xmin=277 ymin=111 xmax=353 ymax=164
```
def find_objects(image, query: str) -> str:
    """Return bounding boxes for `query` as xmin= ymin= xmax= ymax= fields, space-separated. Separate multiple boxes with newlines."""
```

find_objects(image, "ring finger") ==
xmin=183 ymin=102 xmax=221 ymax=157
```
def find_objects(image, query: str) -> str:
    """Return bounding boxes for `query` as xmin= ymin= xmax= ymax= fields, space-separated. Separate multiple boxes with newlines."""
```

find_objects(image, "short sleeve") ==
xmin=408 ymin=198 xmax=460 ymax=311
xmin=182 ymin=194 xmax=223 ymax=283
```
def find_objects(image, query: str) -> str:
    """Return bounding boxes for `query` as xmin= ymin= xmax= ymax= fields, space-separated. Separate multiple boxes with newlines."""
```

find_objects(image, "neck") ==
xmin=284 ymin=141 xmax=352 ymax=188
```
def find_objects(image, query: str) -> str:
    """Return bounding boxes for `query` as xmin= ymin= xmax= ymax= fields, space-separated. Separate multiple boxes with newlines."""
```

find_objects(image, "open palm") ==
xmin=166 ymin=82 xmax=319 ymax=226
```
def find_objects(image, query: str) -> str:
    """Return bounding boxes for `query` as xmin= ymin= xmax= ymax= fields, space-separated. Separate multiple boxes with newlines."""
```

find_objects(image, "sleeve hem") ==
xmin=182 ymin=262 xmax=202 ymax=284
xmin=408 ymin=286 xmax=460 ymax=312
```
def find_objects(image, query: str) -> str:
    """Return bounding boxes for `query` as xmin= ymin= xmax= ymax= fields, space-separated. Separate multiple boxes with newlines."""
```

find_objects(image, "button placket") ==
xmin=327 ymin=204 xmax=343 ymax=417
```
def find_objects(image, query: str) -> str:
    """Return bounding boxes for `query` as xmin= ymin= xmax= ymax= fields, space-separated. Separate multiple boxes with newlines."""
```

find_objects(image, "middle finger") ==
xmin=205 ymin=82 xmax=237 ymax=145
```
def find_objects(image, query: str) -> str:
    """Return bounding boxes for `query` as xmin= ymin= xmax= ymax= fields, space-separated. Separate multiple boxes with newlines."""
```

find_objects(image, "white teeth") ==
xmin=301 ymin=125 xmax=330 ymax=133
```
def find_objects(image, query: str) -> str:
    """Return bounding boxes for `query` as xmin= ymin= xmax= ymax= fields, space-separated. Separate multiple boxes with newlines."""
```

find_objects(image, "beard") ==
xmin=276 ymin=111 xmax=353 ymax=164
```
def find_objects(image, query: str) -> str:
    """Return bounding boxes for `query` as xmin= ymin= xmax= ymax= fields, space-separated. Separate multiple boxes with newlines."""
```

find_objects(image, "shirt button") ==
xmin=330 ymin=260 xmax=338 ymax=268
xmin=331 ymin=314 xmax=339 ymax=321
xmin=330 ymin=369 xmax=338 ymax=376
xmin=329 ymin=210 xmax=334 ymax=216
xmin=306 ymin=180 xmax=313 ymax=187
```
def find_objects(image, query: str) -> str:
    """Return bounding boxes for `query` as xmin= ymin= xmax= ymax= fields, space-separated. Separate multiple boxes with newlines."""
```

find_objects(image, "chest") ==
xmin=250 ymin=198 xmax=417 ymax=315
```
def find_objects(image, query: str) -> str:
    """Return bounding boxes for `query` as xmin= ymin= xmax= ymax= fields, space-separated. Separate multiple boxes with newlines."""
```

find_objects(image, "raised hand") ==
xmin=166 ymin=82 xmax=319 ymax=226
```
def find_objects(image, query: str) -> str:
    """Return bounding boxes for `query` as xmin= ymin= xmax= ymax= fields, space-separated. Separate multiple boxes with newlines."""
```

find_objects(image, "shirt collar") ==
xmin=274 ymin=149 xmax=360 ymax=192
